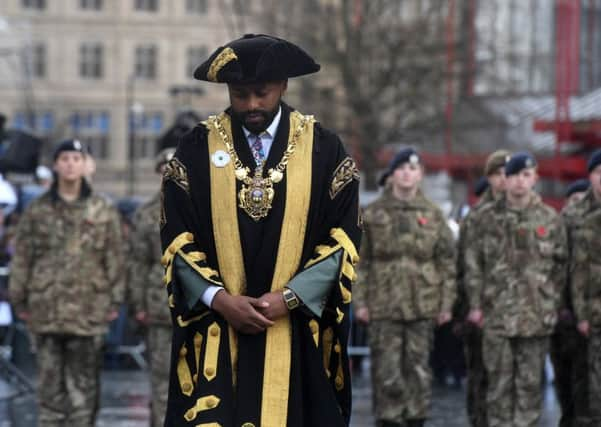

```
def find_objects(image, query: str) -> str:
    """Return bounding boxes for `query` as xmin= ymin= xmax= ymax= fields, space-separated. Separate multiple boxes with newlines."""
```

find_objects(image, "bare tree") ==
xmin=258 ymin=0 xmax=467 ymax=188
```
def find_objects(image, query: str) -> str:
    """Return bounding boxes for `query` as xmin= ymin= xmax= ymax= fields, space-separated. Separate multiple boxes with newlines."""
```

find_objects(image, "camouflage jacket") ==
xmin=455 ymin=189 xmax=496 ymax=318
xmin=9 ymin=188 xmax=125 ymax=336
xmin=562 ymin=189 xmax=601 ymax=327
xmin=129 ymin=192 xmax=171 ymax=326
xmin=464 ymin=193 xmax=567 ymax=337
xmin=355 ymin=188 xmax=456 ymax=321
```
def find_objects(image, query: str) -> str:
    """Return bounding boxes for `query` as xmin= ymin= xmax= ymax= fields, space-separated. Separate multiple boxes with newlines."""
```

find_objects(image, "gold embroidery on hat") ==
xmin=207 ymin=47 xmax=238 ymax=82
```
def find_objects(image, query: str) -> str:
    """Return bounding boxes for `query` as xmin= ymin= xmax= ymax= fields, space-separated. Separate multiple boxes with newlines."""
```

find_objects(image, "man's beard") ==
xmin=232 ymin=105 xmax=279 ymax=134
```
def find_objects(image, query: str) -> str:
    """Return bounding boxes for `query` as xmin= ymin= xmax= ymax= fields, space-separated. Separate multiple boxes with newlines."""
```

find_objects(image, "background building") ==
xmin=0 ymin=0 xmax=265 ymax=195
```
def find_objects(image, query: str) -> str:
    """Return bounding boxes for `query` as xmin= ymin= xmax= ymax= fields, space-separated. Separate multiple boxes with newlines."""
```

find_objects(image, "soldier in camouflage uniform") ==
xmin=550 ymin=178 xmax=590 ymax=427
xmin=355 ymin=148 xmax=456 ymax=427
xmin=9 ymin=139 xmax=125 ymax=427
xmin=465 ymin=152 xmax=567 ymax=427
xmin=457 ymin=150 xmax=510 ymax=427
xmin=563 ymin=149 xmax=601 ymax=427
xmin=129 ymin=148 xmax=175 ymax=427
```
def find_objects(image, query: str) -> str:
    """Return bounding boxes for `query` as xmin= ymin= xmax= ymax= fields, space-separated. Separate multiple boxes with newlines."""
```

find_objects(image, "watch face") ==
xmin=284 ymin=289 xmax=299 ymax=309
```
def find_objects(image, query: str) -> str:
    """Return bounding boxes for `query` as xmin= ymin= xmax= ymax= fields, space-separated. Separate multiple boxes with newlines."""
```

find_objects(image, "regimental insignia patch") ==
xmin=163 ymin=157 xmax=190 ymax=194
xmin=330 ymin=157 xmax=360 ymax=200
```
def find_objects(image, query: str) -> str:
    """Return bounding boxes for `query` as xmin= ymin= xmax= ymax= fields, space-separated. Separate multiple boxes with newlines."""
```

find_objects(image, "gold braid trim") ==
xmin=207 ymin=47 xmax=238 ymax=82
xmin=162 ymin=232 xmax=195 ymax=285
xmin=176 ymin=312 xmax=210 ymax=327
xmin=176 ymin=249 xmax=222 ymax=286
xmin=207 ymin=112 xmax=245 ymax=382
xmin=183 ymin=395 xmax=221 ymax=422
xmin=261 ymin=111 xmax=314 ymax=427
xmin=177 ymin=343 xmax=194 ymax=396
xmin=330 ymin=227 xmax=359 ymax=263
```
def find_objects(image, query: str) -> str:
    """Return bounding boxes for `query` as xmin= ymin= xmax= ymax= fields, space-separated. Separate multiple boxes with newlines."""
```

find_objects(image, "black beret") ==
xmin=505 ymin=152 xmax=537 ymax=177
xmin=588 ymin=148 xmax=601 ymax=173
xmin=53 ymin=139 xmax=85 ymax=160
xmin=565 ymin=179 xmax=590 ymax=197
xmin=474 ymin=176 xmax=489 ymax=197
xmin=194 ymin=34 xmax=320 ymax=83
xmin=378 ymin=147 xmax=421 ymax=187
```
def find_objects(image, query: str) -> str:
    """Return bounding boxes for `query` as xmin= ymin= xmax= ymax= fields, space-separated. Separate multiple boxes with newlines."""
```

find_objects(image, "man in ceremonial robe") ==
xmin=160 ymin=34 xmax=361 ymax=427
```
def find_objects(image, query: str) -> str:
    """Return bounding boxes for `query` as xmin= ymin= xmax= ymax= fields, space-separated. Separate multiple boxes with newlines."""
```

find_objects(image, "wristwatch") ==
xmin=282 ymin=288 xmax=300 ymax=310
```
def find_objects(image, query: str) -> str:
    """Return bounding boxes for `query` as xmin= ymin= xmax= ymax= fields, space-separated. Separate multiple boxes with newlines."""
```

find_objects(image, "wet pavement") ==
xmin=0 ymin=356 xmax=561 ymax=426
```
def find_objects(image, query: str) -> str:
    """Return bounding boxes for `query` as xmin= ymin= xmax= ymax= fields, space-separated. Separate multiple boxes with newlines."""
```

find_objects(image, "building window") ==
xmin=80 ymin=0 xmax=103 ymax=10
xmin=134 ymin=45 xmax=157 ymax=79
xmin=69 ymin=111 xmax=111 ymax=158
xmin=12 ymin=111 xmax=54 ymax=134
xmin=186 ymin=46 xmax=207 ymax=77
xmin=22 ymin=0 xmax=46 ymax=9
xmin=186 ymin=0 xmax=207 ymax=13
xmin=79 ymin=43 xmax=104 ymax=79
xmin=27 ymin=43 xmax=46 ymax=78
xmin=130 ymin=111 xmax=164 ymax=158
xmin=135 ymin=0 xmax=158 ymax=11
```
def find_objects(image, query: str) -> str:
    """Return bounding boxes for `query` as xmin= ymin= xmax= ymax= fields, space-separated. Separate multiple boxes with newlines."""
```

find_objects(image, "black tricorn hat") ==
xmin=194 ymin=34 xmax=320 ymax=83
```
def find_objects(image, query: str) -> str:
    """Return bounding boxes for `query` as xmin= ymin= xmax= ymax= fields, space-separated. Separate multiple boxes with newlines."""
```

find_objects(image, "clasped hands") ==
xmin=211 ymin=290 xmax=289 ymax=335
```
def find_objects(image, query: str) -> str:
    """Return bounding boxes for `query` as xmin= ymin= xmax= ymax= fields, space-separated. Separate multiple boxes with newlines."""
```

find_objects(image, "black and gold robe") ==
xmin=160 ymin=103 xmax=361 ymax=427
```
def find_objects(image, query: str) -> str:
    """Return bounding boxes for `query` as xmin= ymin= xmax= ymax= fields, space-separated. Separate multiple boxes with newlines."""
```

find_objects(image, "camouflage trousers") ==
xmin=147 ymin=325 xmax=171 ymax=427
xmin=464 ymin=325 xmax=488 ymax=427
xmin=550 ymin=322 xmax=587 ymax=427
xmin=369 ymin=319 xmax=433 ymax=424
xmin=482 ymin=333 xmax=547 ymax=427
xmin=36 ymin=334 xmax=103 ymax=427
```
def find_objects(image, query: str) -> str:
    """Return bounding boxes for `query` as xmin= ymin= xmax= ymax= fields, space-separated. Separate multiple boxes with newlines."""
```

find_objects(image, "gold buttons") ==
xmin=205 ymin=397 xmax=217 ymax=409
xmin=192 ymin=374 xmax=198 ymax=383
xmin=180 ymin=347 xmax=188 ymax=357
xmin=242 ymin=423 xmax=255 ymax=427
xmin=161 ymin=255 xmax=169 ymax=266
xmin=184 ymin=408 xmax=195 ymax=421
xmin=310 ymin=323 xmax=318 ymax=334
xmin=205 ymin=367 xmax=215 ymax=377
xmin=169 ymin=246 xmax=177 ymax=254
xmin=182 ymin=382 xmax=192 ymax=394
xmin=334 ymin=344 xmax=341 ymax=353
xmin=335 ymin=376 xmax=344 ymax=389
xmin=210 ymin=326 xmax=219 ymax=337
xmin=185 ymin=232 xmax=194 ymax=242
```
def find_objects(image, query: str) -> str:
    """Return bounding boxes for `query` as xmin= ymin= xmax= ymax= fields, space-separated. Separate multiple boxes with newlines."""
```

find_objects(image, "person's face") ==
xmin=567 ymin=191 xmax=587 ymax=205
xmin=590 ymin=164 xmax=601 ymax=199
xmin=392 ymin=162 xmax=423 ymax=191
xmin=228 ymin=81 xmax=287 ymax=134
xmin=506 ymin=167 xmax=538 ymax=198
xmin=53 ymin=151 xmax=86 ymax=183
xmin=487 ymin=167 xmax=506 ymax=195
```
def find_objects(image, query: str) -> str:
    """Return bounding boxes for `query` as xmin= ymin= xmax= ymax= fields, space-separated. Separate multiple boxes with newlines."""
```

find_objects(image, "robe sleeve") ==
xmin=286 ymin=138 xmax=361 ymax=318
xmin=160 ymin=136 xmax=225 ymax=322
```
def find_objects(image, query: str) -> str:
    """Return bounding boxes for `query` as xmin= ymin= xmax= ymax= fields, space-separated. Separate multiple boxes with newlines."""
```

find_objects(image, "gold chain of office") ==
xmin=208 ymin=114 xmax=312 ymax=221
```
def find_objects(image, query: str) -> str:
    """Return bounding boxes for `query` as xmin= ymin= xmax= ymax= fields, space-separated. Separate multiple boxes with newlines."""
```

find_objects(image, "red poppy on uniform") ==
xmin=536 ymin=226 xmax=547 ymax=238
